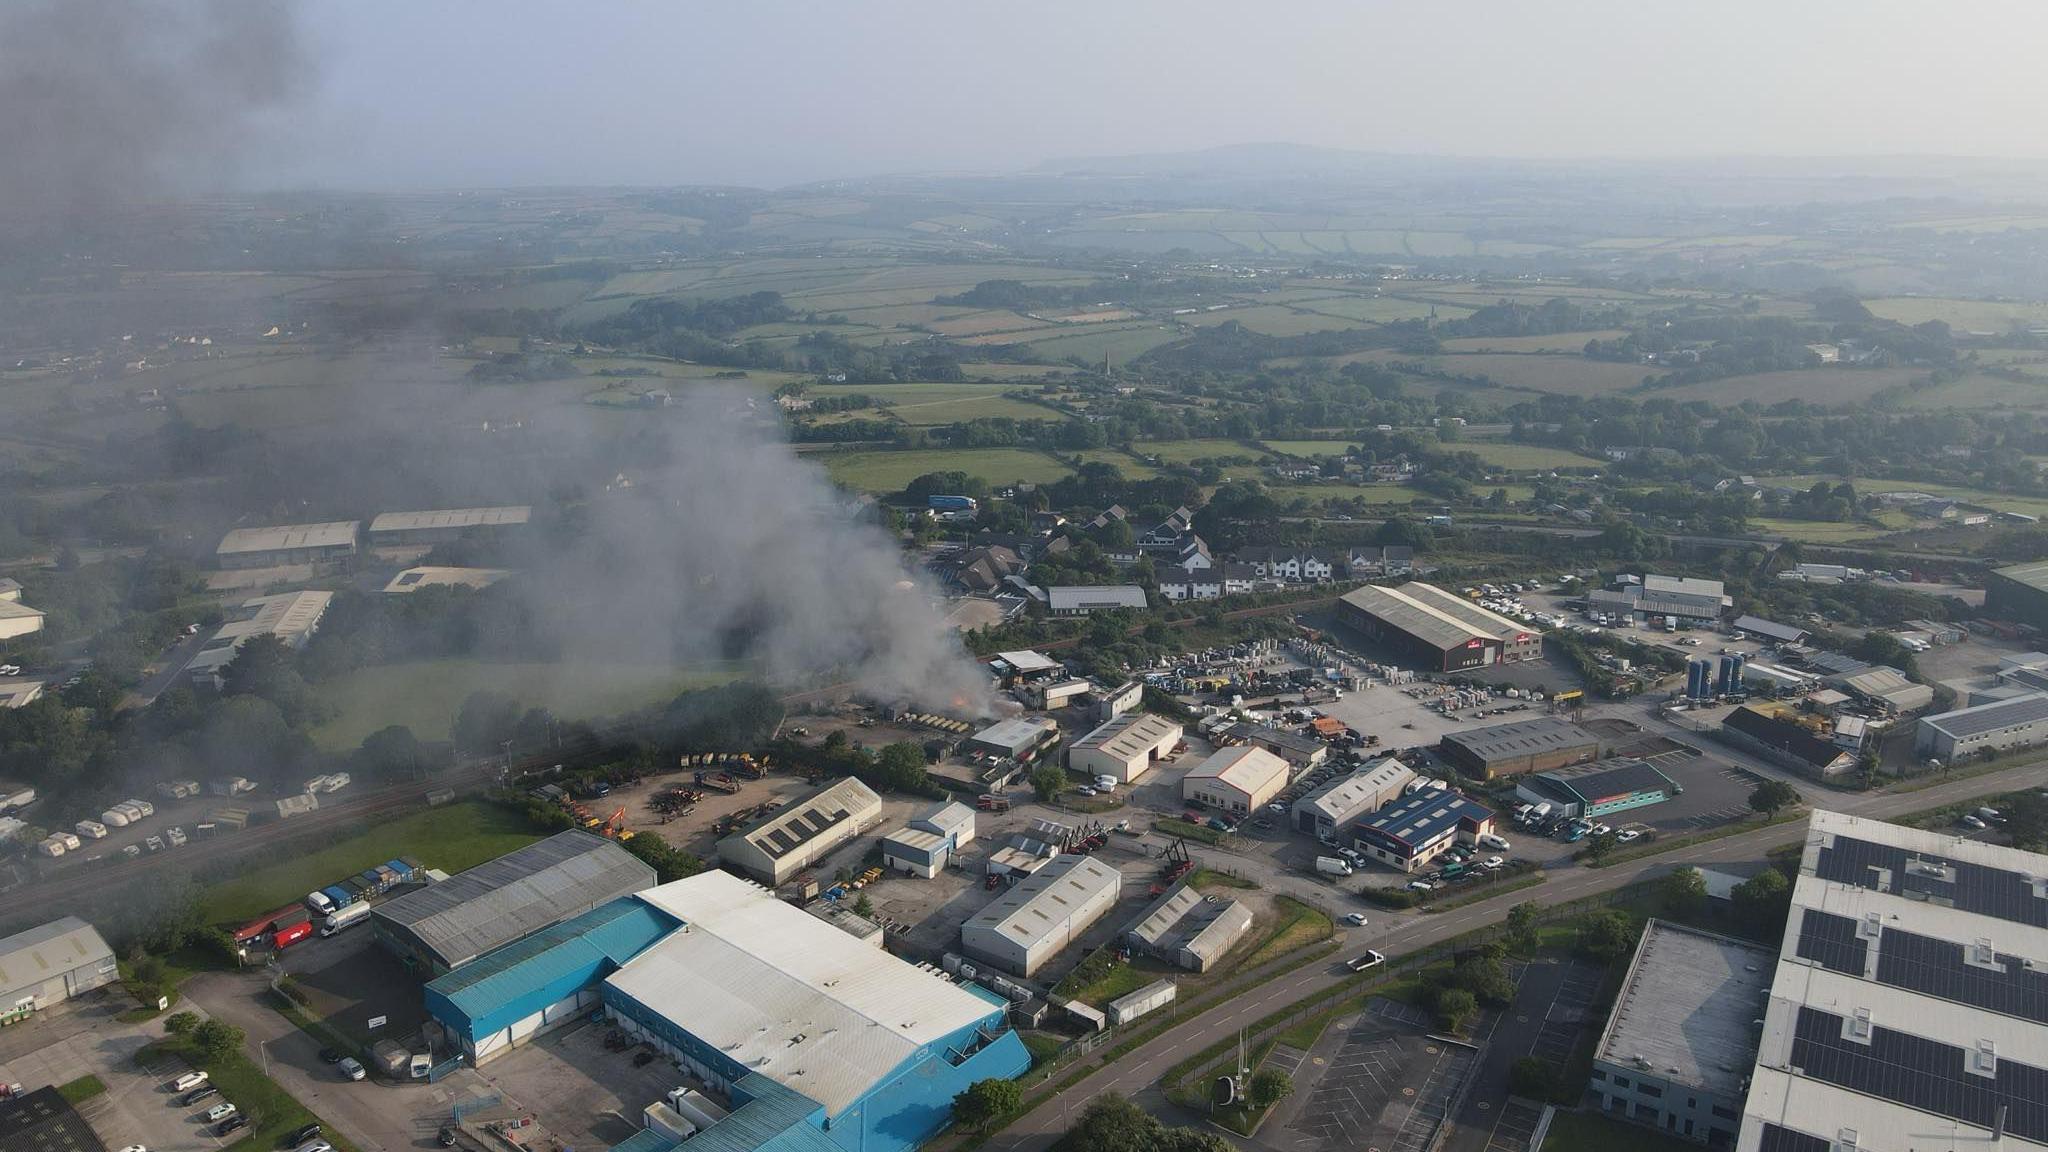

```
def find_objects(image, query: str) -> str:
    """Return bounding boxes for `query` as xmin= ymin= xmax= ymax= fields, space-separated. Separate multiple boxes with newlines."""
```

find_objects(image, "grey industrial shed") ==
xmin=0 ymin=917 xmax=117 ymax=1020
xmin=371 ymin=830 xmax=655 ymax=974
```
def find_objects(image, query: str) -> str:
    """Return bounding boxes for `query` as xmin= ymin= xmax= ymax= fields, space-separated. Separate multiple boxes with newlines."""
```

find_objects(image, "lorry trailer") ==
xmin=272 ymin=920 xmax=313 ymax=950
xmin=321 ymin=901 xmax=373 ymax=937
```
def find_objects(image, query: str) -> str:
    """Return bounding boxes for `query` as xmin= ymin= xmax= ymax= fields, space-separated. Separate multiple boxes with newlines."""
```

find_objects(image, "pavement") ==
xmin=978 ymin=758 xmax=2048 ymax=1152
xmin=0 ymin=992 xmax=223 ymax=1152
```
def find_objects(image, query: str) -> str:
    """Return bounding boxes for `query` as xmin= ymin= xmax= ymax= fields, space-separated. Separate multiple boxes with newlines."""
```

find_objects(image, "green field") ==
xmin=1866 ymin=296 xmax=2048 ymax=332
xmin=200 ymin=800 xmax=541 ymax=923
xmin=1748 ymin=517 xmax=1890 ymax=544
xmin=804 ymin=382 xmax=1066 ymax=426
xmin=1132 ymin=439 xmax=1258 ymax=464
xmin=1656 ymin=366 xmax=1927 ymax=407
xmin=309 ymin=659 xmax=740 ymax=751
xmin=1453 ymin=442 xmax=1608 ymax=470
xmin=1260 ymin=439 xmax=1355 ymax=457
xmin=1429 ymin=354 xmax=1659 ymax=396
xmin=818 ymin=447 xmax=1073 ymax=491
xmin=1068 ymin=448 xmax=1162 ymax=477
xmin=1777 ymin=475 xmax=2048 ymax=519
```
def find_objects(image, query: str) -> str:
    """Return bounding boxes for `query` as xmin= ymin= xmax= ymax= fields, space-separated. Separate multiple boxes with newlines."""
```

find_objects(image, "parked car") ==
xmin=1961 ymin=814 xmax=1988 ymax=830
xmin=299 ymin=1142 xmax=335 ymax=1152
xmin=1342 ymin=912 xmax=1369 ymax=926
xmin=215 ymin=1117 xmax=248 ymax=1138
xmin=203 ymin=1103 xmax=237 ymax=1123
xmin=1407 ymin=880 xmax=1434 ymax=892
xmin=286 ymin=1125 xmax=324 ymax=1146
xmin=179 ymin=1085 xmax=218 ymax=1106
xmin=337 ymin=1057 xmax=366 ymax=1082
xmin=1483 ymin=856 xmax=1504 ymax=869
xmin=1616 ymin=829 xmax=1641 ymax=843
xmin=1346 ymin=950 xmax=1386 ymax=971
xmin=1076 ymin=786 xmax=1097 ymax=797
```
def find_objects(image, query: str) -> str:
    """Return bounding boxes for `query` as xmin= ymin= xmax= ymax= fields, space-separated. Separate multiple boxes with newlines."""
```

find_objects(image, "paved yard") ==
xmin=1254 ymin=998 xmax=1479 ymax=1152
xmin=0 ymin=992 xmax=225 ymax=1152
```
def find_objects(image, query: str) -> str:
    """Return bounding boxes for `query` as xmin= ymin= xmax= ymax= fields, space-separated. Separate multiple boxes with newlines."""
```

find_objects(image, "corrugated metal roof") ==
xmin=962 ymin=855 xmax=1121 ymax=945
xmin=1298 ymin=758 xmax=1416 ymax=821
xmin=724 ymin=778 xmax=881 ymax=862
xmin=913 ymin=801 xmax=974 ymax=839
xmin=1993 ymin=559 xmax=2048 ymax=593
xmin=1341 ymin=582 xmax=1526 ymax=650
xmin=676 ymin=1074 xmax=840 ymax=1152
xmin=1922 ymin=691 xmax=2048 ymax=741
xmin=1184 ymin=745 xmax=1289 ymax=797
xmin=1046 ymin=585 xmax=1147 ymax=612
xmin=1442 ymin=716 xmax=1599 ymax=762
xmin=0 ymin=917 xmax=113 ymax=1000
xmin=368 ymin=507 xmax=531 ymax=533
xmin=1357 ymin=792 xmax=1494 ymax=852
xmin=1071 ymin=712 xmax=1182 ymax=763
xmin=612 ymin=872 xmax=1001 ymax=1117
xmin=426 ymin=897 xmax=675 ymax=1026
xmin=969 ymin=716 xmax=1058 ymax=752
xmin=1734 ymin=615 xmax=1808 ymax=643
xmin=1532 ymin=758 xmax=1678 ymax=806
xmin=373 ymin=831 xmax=655 ymax=968
xmin=215 ymin=521 xmax=359 ymax=555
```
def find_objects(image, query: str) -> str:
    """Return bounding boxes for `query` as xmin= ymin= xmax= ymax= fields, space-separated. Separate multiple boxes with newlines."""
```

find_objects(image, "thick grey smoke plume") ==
xmin=520 ymin=387 xmax=994 ymax=714
xmin=0 ymin=0 xmax=307 ymax=247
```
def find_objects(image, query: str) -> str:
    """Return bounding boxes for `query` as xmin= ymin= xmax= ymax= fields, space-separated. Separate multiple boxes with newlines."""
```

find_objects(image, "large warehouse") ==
xmin=1353 ymin=791 xmax=1495 ymax=872
xmin=367 ymin=506 xmax=532 ymax=548
xmin=960 ymin=854 xmax=1122 ymax=977
xmin=1588 ymin=574 xmax=1729 ymax=626
xmin=1986 ymin=558 xmax=2048 ymax=631
xmin=1719 ymin=706 xmax=1856 ymax=778
xmin=1125 ymin=882 xmax=1254 ymax=973
xmin=184 ymin=590 xmax=333 ymax=690
xmin=605 ymin=872 xmax=1029 ymax=1152
xmin=1339 ymin=582 xmax=1541 ymax=671
xmin=214 ymin=521 xmax=360 ymax=569
xmin=1438 ymin=716 xmax=1600 ymax=779
xmin=1293 ymin=757 xmax=1417 ymax=839
xmin=966 ymin=716 xmax=1061 ymax=761
xmin=0 ymin=917 xmax=116 ymax=1023
xmin=1738 ymin=810 xmax=2048 ymax=1152
xmin=1182 ymin=745 xmax=1291 ymax=816
xmin=424 ymin=897 xmax=677 ymax=1064
xmin=1592 ymin=920 xmax=1775 ymax=1145
xmin=1517 ymin=758 xmax=1680 ymax=821
xmin=1917 ymin=690 xmax=2048 ymax=761
xmin=1066 ymin=712 xmax=1182 ymax=784
xmin=716 ymin=777 xmax=883 ymax=887
xmin=373 ymin=830 xmax=655 ymax=974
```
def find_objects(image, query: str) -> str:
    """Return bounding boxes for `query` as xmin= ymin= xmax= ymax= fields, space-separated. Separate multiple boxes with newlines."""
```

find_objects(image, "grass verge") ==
xmin=1190 ymin=866 xmax=1258 ymax=890
xmin=57 ymin=1076 xmax=106 ymax=1104
xmin=1584 ymin=809 xmax=1804 ymax=868
xmin=138 ymin=1036 xmax=363 ymax=1152
xmin=1237 ymin=897 xmax=1333 ymax=970
xmin=1423 ymin=870 xmax=1544 ymax=912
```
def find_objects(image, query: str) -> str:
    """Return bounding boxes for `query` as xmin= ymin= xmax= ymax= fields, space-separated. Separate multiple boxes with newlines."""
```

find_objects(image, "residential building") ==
xmin=1342 ymin=545 xmax=1415 ymax=579
xmin=1182 ymin=746 xmax=1290 ymax=815
xmin=1339 ymin=582 xmax=1541 ymax=672
xmin=1292 ymin=757 xmax=1416 ymax=840
xmin=373 ymin=830 xmax=656 ymax=975
xmin=1438 ymin=716 xmax=1601 ymax=780
xmin=367 ymin=506 xmax=531 ymax=548
xmin=1718 ymin=707 xmax=1856 ymax=778
xmin=960 ymin=855 xmax=1122 ymax=977
xmin=185 ymin=590 xmax=333 ymax=689
xmin=1046 ymin=585 xmax=1147 ymax=615
xmin=1737 ymin=810 xmax=2048 ymax=1152
xmin=1516 ymin=759 xmax=1680 ymax=821
xmin=1155 ymin=565 xmax=1222 ymax=601
xmin=1067 ymin=712 xmax=1182 ymax=784
xmin=1591 ymin=920 xmax=1775 ymax=1145
xmin=214 ymin=520 xmax=360 ymax=569
xmin=716 ymin=778 xmax=884 ymax=887
xmin=1352 ymin=792 xmax=1495 ymax=872
xmin=0 ymin=918 xmax=117 ymax=1021
xmin=1237 ymin=548 xmax=1336 ymax=583
xmin=1125 ymin=882 xmax=1254 ymax=973
xmin=1916 ymin=691 xmax=2048 ymax=761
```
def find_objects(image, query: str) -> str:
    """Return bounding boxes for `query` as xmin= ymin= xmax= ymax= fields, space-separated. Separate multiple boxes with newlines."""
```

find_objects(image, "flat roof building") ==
xmin=1592 ymin=919 xmax=1776 ymax=1146
xmin=184 ymin=590 xmax=333 ymax=689
xmin=1719 ymin=707 xmax=1856 ymax=779
xmin=0 ymin=600 xmax=44 ymax=642
xmin=1738 ymin=810 xmax=2048 ymax=1152
xmin=716 ymin=777 xmax=884 ymax=887
xmin=1066 ymin=712 xmax=1182 ymax=784
xmin=1182 ymin=745 xmax=1291 ymax=816
xmin=990 ymin=649 xmax=1061 ymax=681
xmin=1986 ymin=559 xmax=2048 ymax=632
xmin=1917 ymin=690 xmax=2048 ymax=761
xmin=966 ymin=715 xmax=1061 ymax=760
xmin=0 ymin=678 xmax=43 ymax=709
xmin=1293 ymin=757 xmax=1416 ymax=840
xmin=1439 ymin=716 xmax=1600 ymax=780
xmin=1826 ymin=665 xmax=1934 ymax=714
xmin=1339 ymin=582 xmax=1542 ymax=672
xmin=1046 ymin=585 xmax=1148 ymax=615
xmin=1125 ymin=882 xmax=1254 ymax=973
xmin=1353 ymin=791 xmax=1495 ymax=873
xmin=601 ymin=872 xmax=1029 ymax=1152
xmin=215 ymin=520 xmax=359 ymax=569
xmin=0 ymin=1088 xmax=107 ymax=1152
xmin=368 ymin=506 xmax=531 ymax=546
xmin=961 ymin=854 xmax=1122 ymax=977
xmin=0 ymin=917 xmax=117 ymax=1021
xmin=373 ymin=830 xmax=655 ymax=975
xmin=1517 ymin=758 xmax=1681 ymax=821
xmin=383 ymin=566 xmax=513 ymax=594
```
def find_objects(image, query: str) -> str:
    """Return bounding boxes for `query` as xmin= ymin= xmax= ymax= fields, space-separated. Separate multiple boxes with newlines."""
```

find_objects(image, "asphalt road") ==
xmin=980 ymin=759 xmax=2048 ymax=1152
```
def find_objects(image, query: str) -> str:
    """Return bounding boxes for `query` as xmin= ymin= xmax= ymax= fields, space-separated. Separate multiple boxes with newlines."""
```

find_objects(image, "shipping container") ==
xmin=272 ymin=920 xmax=313 ymax=949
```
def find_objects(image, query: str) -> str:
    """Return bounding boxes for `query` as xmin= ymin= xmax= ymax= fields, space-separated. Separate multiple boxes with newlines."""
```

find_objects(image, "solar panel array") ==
xmin=1789 ymin=1006 xmax=2048 ymax=1143
xmin=1876 ymin=926 xmax=2048 ymax=1026
xmin=1793 ymin=908 xmax=1869 ymax=975
xmin=1813 ymin=835 xmax=2048 ymax=929
xmin=1755 ymin=1125 xmax=1833 ymax=1152
xmin=757 ymin=806 xmax=850 ymax=859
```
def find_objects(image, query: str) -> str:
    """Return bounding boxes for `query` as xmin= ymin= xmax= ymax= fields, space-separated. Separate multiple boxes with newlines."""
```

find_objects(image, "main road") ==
xmin=981 ymin=759 xmax=2048 ymax=1152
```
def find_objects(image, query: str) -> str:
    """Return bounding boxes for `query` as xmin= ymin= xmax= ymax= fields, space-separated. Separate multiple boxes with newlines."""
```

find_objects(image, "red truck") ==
xmin=272 ymin=920 xmax=314 ymax=950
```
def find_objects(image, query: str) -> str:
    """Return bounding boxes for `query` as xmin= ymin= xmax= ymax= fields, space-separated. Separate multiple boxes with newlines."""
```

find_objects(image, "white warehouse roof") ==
xmin=369 ymin=506 xmax=532 ymax=533
xmin=1070 ymin=712 xmax=1181 ymax=764
xmin=1184 ymin=745 xmax=1290 ymax=798
xmin=962 ymin=854 xmax=1121 ymax=954
xmin=615 ymin=871 xmax=1001 ymax=1116
xmin=216 ymin=521 xmax=359 ymax=556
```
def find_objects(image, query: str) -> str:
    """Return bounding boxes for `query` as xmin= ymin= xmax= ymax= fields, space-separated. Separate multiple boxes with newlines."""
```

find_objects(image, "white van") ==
xmin=171 ymin=1071 xmax=209 ymax=1093
xmin=1479 ymin=833 xmax=1511 ymax=851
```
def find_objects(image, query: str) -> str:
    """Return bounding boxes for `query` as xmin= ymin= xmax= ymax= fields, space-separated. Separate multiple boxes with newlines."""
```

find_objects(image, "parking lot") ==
xmin=466 ymin=1017 xmax=687 ymax=1152
xmin=276 ymin=921 xmax=429 ymax=1047
xmin=0 ymin=993 xmax=229 ymax=1152
xmin=1446 ymin=957 xmax=1608 ymax=1152
xmin=1260 ymin=997 xmax=1479 ymax=1152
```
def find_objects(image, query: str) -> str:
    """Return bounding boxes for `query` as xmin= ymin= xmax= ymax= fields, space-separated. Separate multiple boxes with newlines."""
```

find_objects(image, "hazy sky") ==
xmin=274 ymin=0 xmax=2047 ymax=190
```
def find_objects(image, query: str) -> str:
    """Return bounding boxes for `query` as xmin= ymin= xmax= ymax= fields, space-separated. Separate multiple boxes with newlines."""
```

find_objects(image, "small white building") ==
xmin=878 ymin=801 xmax=978 ymax=878
xmin=0 ymin=599 xmax=45 ymax=642
xmin=1067 ymin=712 xmax=1183 ymax=784
xmin=1183 ymin=746 xmax=1291 ymax=816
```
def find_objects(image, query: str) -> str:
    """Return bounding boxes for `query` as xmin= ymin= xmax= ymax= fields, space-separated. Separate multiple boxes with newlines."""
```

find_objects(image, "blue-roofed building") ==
xmin=1352 ymin=791 xmax=1496 ymax=872
xmin=599 ymin=871 xmax=1030 ymax=1152
xmin=424 ymin=897 xmax=676 ymax=1065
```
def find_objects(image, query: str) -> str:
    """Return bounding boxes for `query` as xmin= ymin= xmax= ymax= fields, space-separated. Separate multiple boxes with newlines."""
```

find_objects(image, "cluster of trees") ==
xmin=466 ymin=351 xmax=579 ymax=383
xmin=768 ymin=732 xmax=938 ymax=797
xmin=1050 ymin=1093 xmax=1234 ymax=1152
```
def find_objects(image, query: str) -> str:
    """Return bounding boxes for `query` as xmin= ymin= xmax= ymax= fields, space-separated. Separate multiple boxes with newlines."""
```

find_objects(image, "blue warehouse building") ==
xmin=422 ymin=870 xmax=1029 ymax=1152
